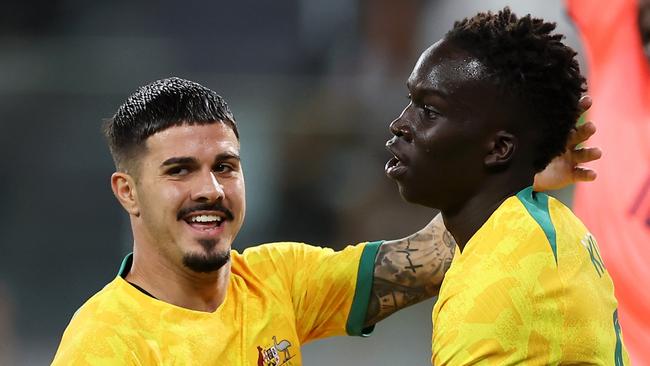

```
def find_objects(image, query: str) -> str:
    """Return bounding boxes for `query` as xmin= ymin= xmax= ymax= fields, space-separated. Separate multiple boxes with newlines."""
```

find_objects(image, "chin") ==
xmin=182 ymin=249 xmax=231 ymax=273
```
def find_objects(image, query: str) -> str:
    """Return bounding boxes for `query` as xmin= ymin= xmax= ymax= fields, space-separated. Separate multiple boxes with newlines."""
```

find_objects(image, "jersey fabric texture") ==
xmin=52 ymin=241 xmax=381 ymax=366
xmin=432 ymin=187 xmax=629 ymax=365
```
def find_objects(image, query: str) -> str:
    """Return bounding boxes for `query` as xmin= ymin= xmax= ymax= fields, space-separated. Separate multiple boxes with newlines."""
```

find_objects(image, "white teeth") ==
xmin=190 ymin=215 xmax=222 ymax=223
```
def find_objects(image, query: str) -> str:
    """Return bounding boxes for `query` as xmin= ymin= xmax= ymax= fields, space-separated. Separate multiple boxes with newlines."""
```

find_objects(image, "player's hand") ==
xmin=533 ymin=96 xmax=602 ymax=192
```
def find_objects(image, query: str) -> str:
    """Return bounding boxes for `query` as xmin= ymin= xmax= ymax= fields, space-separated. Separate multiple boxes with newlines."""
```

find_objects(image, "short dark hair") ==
xmin=103 ymin=77 xmax=238 ymax=172
xmin=446 ymin=7 xmax=586 ymax=171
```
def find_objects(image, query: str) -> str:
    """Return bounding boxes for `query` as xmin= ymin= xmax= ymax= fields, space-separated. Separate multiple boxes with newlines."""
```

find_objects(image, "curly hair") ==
xmin=446 ymin=7 xmax=586 ymax=172
xmin=103 ymin=77 xmax=238 ymax=172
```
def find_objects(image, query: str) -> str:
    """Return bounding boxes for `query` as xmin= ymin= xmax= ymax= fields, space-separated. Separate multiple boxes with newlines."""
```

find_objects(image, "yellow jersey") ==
xmin=432 ymin=187 xmax=629 ymax=365
xmin=52 ymin=241 xmax=380 ymax=365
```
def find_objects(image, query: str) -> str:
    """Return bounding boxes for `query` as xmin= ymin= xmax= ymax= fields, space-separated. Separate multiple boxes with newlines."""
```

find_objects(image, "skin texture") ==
xmin=111 ymin=123 xmax=245 ymax=312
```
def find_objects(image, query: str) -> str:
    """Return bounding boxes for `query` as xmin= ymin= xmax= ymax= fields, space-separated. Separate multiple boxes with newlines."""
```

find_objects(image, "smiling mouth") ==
xmin=183 ymin=213 xmax=226 ymax=232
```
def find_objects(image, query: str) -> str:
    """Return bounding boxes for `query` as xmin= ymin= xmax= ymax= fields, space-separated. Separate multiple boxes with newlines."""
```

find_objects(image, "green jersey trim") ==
xmin=516 ymin=186 xmax=558 ymax=263
xmin=346 ymin=240 xmax=382 ymax=336
xmin=118 ymin=252 xmax=134 ymax=277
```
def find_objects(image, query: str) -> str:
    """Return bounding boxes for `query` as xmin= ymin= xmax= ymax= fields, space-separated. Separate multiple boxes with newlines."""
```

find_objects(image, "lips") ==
xmin=180 ymin=210 xmax=229 ymax=236
xmin=385 ymin=139 xmax=409 ymax=179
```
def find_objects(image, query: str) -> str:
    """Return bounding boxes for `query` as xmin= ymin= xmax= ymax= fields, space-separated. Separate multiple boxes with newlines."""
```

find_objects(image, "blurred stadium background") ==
xmin=0 ymin=0 xmax=591 ymax=364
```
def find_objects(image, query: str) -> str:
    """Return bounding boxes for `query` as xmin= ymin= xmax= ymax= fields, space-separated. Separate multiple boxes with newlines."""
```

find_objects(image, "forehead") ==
xmin=408 ymin=39 xmax=489 ymax=96
xmin=144 ymin=123 xmax=240 ymax=162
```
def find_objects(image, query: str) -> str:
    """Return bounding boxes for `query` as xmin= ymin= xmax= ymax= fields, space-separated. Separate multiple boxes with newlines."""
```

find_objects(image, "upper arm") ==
xmin=364 ymin=213 xmax=455 ymax=327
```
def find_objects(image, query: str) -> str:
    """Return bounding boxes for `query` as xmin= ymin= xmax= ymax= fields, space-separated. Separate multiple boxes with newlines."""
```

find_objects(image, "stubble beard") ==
xmin=182 ymin=239 xmax=231 ymax=273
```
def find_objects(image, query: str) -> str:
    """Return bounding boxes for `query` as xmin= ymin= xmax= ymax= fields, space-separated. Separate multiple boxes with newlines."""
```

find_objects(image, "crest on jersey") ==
xmin=256 ymin=335 xmax=294 ymax=366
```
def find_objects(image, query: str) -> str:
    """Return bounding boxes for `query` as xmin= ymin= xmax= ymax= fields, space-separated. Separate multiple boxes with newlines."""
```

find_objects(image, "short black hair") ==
xmin=446 ymin=7 xmax=586 ymax=171
xmin=103 ymin=77 xmax=238 ymax=172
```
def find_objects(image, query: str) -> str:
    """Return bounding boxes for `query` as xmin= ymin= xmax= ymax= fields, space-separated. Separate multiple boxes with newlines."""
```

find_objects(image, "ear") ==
xmin=484 ymin=131 xmax=517 ymax=168
xmin=111 ymin=172 xmax=140 ymax=217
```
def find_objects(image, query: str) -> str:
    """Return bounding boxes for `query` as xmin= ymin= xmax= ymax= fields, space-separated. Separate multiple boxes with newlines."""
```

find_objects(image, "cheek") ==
xmin=226 ymin=177 xmax=246 ymax=212
xmin=225 ymin=177 xmax=246 ymax=234
xmin=416 ymin=127 xmax=461 ymax=158
xmin=140 ymin=182 xmax=186 ymax=218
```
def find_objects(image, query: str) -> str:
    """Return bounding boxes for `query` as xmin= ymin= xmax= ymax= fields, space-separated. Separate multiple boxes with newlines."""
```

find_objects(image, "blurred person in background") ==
xmin=385 ymin=8 xmax=629 ymax=364
xmin=51 ymin=75 xmax=598 ymax=365
xmin=568 ymin=0 xmax=650 ymax=363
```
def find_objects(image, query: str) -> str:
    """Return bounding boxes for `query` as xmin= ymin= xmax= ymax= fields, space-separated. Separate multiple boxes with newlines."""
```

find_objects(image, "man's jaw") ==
xmin=182 ymin=249 xmax=231 ymax=273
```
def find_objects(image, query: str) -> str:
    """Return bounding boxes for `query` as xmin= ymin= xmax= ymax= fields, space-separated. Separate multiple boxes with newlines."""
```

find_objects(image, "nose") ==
xmin=389 ymin=103 xmax=413 ymax=142
xmin=190 ymin=170 xmax=225 ymax=203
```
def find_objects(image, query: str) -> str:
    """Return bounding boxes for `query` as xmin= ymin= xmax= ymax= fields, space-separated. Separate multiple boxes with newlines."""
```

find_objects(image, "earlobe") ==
xmin=484 ymin=131 xmax=517 ymax=168
xmin=111 ymin=172 xmax=140 ymax=216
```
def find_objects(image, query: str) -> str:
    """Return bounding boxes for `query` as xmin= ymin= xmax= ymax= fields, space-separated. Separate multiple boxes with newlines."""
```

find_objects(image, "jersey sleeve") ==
xmin=242 ymin=241 xmax=381 ymax=343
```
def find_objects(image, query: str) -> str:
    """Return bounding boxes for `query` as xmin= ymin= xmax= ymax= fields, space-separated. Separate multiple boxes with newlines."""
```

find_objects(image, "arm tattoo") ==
xmin=364 ymin=213 xmax=456 ymax=327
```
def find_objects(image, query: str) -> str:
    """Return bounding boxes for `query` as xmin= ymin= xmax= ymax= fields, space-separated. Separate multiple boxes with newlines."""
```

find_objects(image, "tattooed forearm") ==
xmin=364 ymin=213 xmax=456 ymax=327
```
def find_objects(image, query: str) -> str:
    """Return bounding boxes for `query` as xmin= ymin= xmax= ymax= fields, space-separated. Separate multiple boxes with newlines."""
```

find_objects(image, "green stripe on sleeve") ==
xmin=516 ymin=186 xmax=558 ymax=263
xmin=346 ymin=240 xmax=382 ymax=337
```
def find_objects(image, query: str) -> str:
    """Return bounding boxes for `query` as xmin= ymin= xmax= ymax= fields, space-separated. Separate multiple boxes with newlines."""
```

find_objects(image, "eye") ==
xmin=423 ymin=105 xmax=441 ymax=120
xmin=214 ymin=163 xmax=234 ymax=174
xmin=167 ymin=166 xmax=189 ymax=176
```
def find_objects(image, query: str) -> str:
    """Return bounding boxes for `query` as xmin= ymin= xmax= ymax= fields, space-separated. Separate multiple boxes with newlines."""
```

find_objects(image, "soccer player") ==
xmin=385 ymin=8 xmax=630 ymax=364
xmin=52 ymin=76 xmax=598 ymax=365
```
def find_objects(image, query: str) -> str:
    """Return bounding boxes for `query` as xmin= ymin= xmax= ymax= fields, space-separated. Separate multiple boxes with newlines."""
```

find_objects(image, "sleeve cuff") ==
xmin=346 ymin=240 xmax=382 ymax=337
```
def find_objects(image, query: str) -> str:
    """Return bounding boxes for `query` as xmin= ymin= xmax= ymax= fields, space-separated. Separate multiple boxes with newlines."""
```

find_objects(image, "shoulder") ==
xmin=468 ymin=193 xmax=556 ymax=258
xmin=54 ymin=279 xmax=142 ymax=364
xmin=230 ymin=242 xmax=313 ymax=284
xmin=231 ymin=242 xmax=372 ymax=280
xmin=69 ymin=278 xmax=126 ymax=320
xmin=61 ymin=278 xmax=139 ymax=335
xmin=548 ymin=196 xmax=588 ymax=233
xmin=233 ymin=241 xmax=370 ymax=265
xmin=232 ymin=242 xmax=315 ymax=267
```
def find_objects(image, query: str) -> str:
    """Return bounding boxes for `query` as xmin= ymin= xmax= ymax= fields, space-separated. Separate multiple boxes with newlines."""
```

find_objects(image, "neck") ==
xmin=442 ymin=177 xmax=532 ymax=251
xmin=125 ymin=242 xmax=230 ymax=313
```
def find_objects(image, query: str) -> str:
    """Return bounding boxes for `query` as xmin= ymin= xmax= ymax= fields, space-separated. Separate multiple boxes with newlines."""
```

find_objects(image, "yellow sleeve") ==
xmin=243 ymin=241 xmax=381 ymax=343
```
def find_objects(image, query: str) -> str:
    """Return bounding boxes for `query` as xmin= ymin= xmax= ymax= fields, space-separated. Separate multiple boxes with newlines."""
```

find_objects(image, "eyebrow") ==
xmin=407 ymin=80 xmax=449 ymax=99
xmin=160 ymin=153 xmax=240 ymax=168
xmin=213 ymin=152 xmax=240 ymax=163
xmin=161 ymin=157 xmax=197 ymax=167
